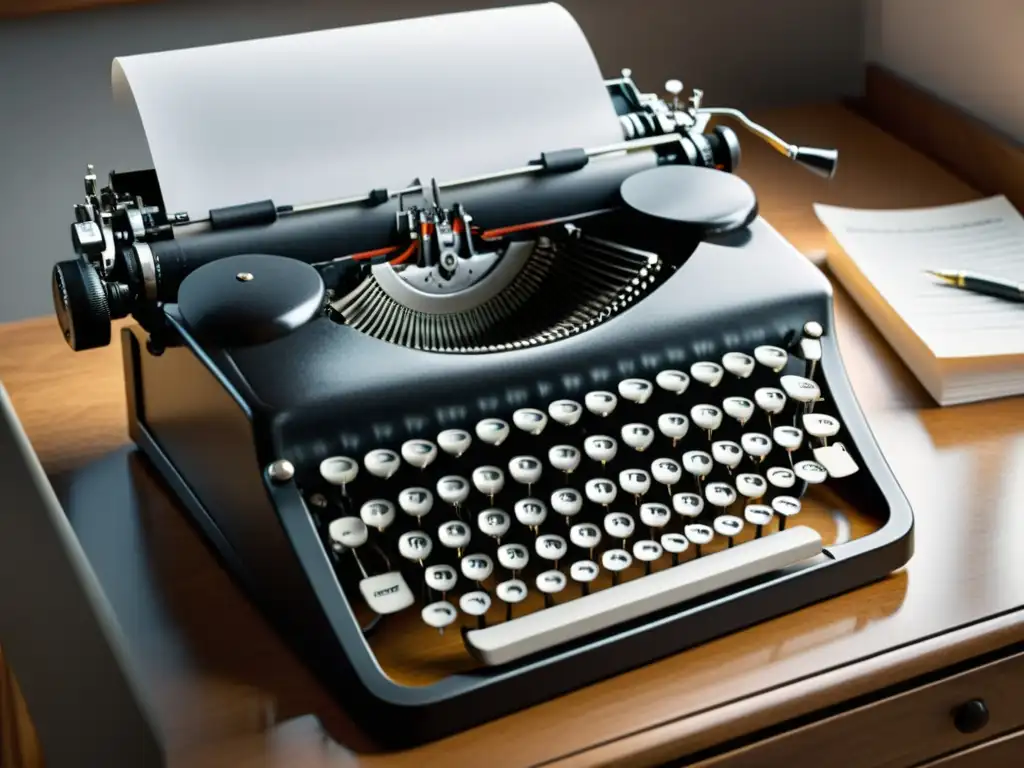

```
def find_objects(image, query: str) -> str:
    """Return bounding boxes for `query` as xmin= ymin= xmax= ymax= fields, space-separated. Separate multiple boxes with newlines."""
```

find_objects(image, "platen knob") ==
xmin=52 ymin=259 xmax=111 ymax=350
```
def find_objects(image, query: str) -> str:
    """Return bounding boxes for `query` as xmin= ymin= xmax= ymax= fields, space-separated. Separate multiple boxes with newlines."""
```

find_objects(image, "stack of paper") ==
xmin=814 ymin=196 xmax=1024 ymax=406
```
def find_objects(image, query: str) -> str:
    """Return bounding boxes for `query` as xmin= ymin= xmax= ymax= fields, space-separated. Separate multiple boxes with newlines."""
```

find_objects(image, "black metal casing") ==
xmin=121 ymin=217 xmax=914 ymax=748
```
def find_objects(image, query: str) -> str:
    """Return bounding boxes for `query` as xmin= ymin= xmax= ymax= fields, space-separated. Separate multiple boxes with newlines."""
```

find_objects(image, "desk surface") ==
xmin=3 ymin=104 xmax=1024 ymax=767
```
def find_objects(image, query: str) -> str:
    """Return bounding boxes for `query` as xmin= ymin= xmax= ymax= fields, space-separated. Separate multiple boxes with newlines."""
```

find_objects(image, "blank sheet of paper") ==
xmin=814 ymin=196 xmax=1024 ymax=359
xmin=111 ymin=3 xmax=623 ymax=221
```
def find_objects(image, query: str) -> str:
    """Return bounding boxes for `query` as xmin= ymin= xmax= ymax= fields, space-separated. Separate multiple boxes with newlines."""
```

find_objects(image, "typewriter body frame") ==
xmin=55 ymin=70 xmax=913 ymax=748
xmin=118 ymin=226 xmax=913 ymax=748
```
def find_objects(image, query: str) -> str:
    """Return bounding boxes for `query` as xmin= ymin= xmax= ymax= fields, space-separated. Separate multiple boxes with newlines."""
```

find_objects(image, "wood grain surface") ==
xmin=2 ymin=102 xmax=1024 ymax=767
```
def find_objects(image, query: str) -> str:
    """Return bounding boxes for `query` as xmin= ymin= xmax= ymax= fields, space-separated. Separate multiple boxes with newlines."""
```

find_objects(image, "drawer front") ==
xmin=694 ymin=650 xmax=1024 ymax=768
xmin=918 ymin=728 xmax=1024 ymax=767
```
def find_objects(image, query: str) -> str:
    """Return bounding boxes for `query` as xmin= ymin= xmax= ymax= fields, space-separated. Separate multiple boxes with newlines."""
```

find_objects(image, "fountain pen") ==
xmin=926 ymin=269 xmax=1024 ymax=303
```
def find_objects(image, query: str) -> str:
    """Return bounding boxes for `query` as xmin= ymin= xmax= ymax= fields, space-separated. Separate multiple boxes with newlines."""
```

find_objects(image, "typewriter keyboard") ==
xmin=303 ymin=322 xmax=875 ymax=677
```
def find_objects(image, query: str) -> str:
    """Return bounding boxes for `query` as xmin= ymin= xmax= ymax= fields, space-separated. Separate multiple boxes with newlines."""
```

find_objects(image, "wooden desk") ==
xmin=3 ymin=99 xmax=1024 ymax=767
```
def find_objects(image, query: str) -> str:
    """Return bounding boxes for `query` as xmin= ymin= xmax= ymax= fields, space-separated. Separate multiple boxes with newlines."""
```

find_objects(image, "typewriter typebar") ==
xmin=51 ymin=68 xmax=911 ymax=748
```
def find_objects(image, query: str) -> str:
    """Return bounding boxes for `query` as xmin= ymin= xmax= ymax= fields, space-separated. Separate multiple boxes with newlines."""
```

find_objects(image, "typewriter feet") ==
xmin=619 ymin=165 xmax=758 ymax=239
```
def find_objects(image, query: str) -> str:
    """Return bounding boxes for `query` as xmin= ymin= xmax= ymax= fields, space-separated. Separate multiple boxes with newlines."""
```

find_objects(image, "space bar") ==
xmin=464 ymin=526 xmax=823 ymax=666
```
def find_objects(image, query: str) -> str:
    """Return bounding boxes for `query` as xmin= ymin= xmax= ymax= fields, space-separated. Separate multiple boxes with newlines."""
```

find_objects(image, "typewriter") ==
xmin=51 ymin=66 xmax=914 ymax=747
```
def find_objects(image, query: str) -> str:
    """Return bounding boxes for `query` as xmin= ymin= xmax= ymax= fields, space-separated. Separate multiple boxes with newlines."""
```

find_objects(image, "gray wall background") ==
xmin=0 ymin=0 xmax=865 ymax=323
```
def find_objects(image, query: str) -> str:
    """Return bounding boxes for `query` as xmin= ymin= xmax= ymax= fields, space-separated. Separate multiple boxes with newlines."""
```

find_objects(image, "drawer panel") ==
xmin=694 ymin=650 xmax=1024 ymax=768
xmin=919 ymin=728 xmax=1024 ymax=767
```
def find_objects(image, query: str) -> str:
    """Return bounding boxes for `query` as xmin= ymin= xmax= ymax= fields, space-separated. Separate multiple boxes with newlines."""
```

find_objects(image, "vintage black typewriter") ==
xmin=50 ymin=63 xmax=914 ymax=747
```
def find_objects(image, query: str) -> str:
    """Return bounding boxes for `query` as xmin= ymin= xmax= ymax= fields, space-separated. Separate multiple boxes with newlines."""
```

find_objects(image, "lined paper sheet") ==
xmin=111 ymin=3 xmax=624 ymax=221
xmin=814 ymin=196 xmax=1024 ymax=359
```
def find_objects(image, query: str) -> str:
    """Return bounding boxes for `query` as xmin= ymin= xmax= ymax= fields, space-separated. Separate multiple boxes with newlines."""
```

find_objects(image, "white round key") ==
xmin=551 ymin=488 xmax=583 ymax=517
xmin=804 ymin=320 xmax=824 ymax=339
xmin=672 ymin=492 xmax=704 ymax=518
xmin=711 ymin=440 xmax=744 ymax=469
xmin=514 ymin=498 xmax=548 ymax=527
xmin=497 ymin=543 xmax=530 ymax=571
xmin=508 ymin=455 xmax=543 ymax=485
xmin=767 ymin=466 xmax=797 ymax=488
xmin=621 ymin=423 xmax=655 ymax=451
xmin=549 ymin=445 xmax=581 ymax=473
xmin=656 ymin=369 xmax=690 ymax=395
xmin=472 ymin=466 xmax=505 ymax=496
xmin=640 ymin=502 xmax=672 ymax=528
xmin=773 ymin=426 xmax=804 ymax=450
xmin=772 ymin=495 xmax=802 ymax=517
xmin=476 ymin=418 xmax=510 ymax=446
xmin=741 ymin=432 xmax=773 ymax=459
xmin=618 ymin=378 xmax=654 ymax=404
xmin=713 ymin=514 xmax=744 ymax=538
xmin=803 ymin=413 xmax=841 ymax=438
xmin=536 ymin=570 xmax=568 ymax=595
xmin=744 ymin=504 xmax=774 ymax=527
xmin=398 ymin=487 xmax=434 ymax=518
xmin=690 ymin=404 xmax=723 ymax=432
xmin=328 ymin=517 xmax=367 ymax=549
xmin=794 ymin=460 xmax=828 ymax=484
xmin=436 ymin=475 xmax=470 ymax=506
xmin=780 ymin=375 xmax=821 ymax=404
xmin=512 ymin=408 xmax=547 ymax=435
xmin=684 ymin=523 xmax=714 ymax=546
xmin=496 ymin=579 xmax=528 ymax=604
xmin=691 ymin=361 xmax=724 ymax=387
xmin=754 ymin=387 xmax=787 ymax=415
xmin=584 ymin=435 xmax=618 ymax=463
xmin=604 ymin=511 xmax=636 ymax=539
xmin=585 ymin=477 xmax=618 ymax=506
xmin=754 ymin=345 xmax=789 ymax=372
xmin=320 ymin=456 xmax=358 ymax=486
xmin=536 ymin=534 xmax=568 ymax=561
xmin=398 ymin=530 xmax=433 ymax=562
xmin=585 ymin=390 xmax=618 ymax=417
xmin=570 ymin=522 xmax=602 ymax=550
xmin=438 ymin=520 xmax=471 ymax=550
xmin=619 ymin=468 xmax=651 ymax=496
xmin=459 ymin=590 xmax=492 ymax=616
xmin=705 ymin=481 xmax=737 ymax=508
xmin=657 ymin=413 xmax=689 ymax=441
xmin=437 ymin=429 xmax=472 ymax=457
xmin=661 ymin=532 xmax=689 ymax=554
xmin=735 ymin=473 xmax=767 ymax=499
xmin=722 ymin=351 xmax=755 ymax=379
xmin=602 ymin=548 xmax=633 ymax=572
xmin=425 ymin=564 xmax=458 ymax=593
xmin=633 ymin=539 xmax=663 ymax=563
xmin=723 ymin=396 xmax=755 ymax=426
xmin=359 ymin=499 xmax=396 ymax=531
xmin=682 ymin=450 xmax=714 ymax=478
xmin=570 ymin=560 xmax=600 ymax=583
xmin=651 ymin=457 xmax=683 ymax=486
xmin=401 ymin=439 xmax=438 ymax=469
xmin=478 ymin=508 xmax=511 ymax=538
xmin=461 ymin=553 xmax=494 ymax=582
xmin=549 ymin=399 xmax=583 ymax=426
xmin=421 ymin=601 xmax=458 ymax=629
xmin=364 ymin=448 xmax=400 ymax=479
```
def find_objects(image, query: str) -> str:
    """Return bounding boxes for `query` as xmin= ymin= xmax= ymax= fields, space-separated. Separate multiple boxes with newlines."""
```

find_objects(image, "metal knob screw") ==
xmin=237 ymin=272 xmax=254 ymax=282
xmin=268 ymin=459 xmax=295 ymax=483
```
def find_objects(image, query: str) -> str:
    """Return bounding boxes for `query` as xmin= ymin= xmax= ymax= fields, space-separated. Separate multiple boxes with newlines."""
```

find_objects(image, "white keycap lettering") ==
xmin=513 ymin=408 xmax=548 ymax=435
xmin=656 ymin=369 xmax=690 ymax=395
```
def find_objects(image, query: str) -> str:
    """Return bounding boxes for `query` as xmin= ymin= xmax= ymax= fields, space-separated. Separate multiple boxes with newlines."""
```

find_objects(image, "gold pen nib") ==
xmin=926 ymin=269 xmax=959 ymax=286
